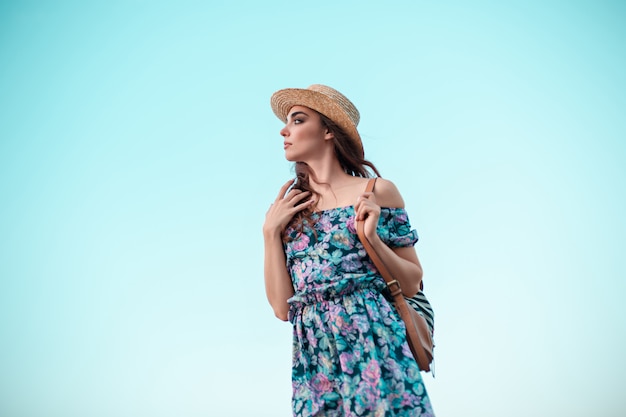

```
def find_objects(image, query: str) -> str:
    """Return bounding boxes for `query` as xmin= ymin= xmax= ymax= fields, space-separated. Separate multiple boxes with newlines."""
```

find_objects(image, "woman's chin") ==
xmin=284 ymin=152 xmax=298 ymax=162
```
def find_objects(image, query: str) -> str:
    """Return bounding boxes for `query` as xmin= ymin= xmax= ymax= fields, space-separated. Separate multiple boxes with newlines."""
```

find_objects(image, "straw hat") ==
xmin=270 ymin=84 xmax=363 ymax=157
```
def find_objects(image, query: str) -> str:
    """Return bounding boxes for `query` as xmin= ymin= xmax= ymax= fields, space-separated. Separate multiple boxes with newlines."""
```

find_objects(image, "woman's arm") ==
xmin=354 ymin=178 xmax=423 ymax=297
xmin=263 ymin=179 xmax=314 ymax=321
xmin=263 ymin=230 xmax=294 ymax=321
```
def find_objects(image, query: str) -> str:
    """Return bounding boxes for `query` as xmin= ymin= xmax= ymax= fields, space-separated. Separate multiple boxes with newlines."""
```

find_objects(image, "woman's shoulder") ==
xmin=373 ymin=178 xmax=405 ymax=208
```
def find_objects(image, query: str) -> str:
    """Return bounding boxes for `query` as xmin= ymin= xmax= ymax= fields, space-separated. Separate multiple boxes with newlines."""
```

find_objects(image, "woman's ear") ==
xmin=324 ymin=129 xmax=334 ymax=141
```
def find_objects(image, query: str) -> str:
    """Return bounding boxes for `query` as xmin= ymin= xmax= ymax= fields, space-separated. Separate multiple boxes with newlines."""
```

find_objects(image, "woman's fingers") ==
xmin=270 ymin=182 xmax=312 ymax=215
xmin=276 ymin=179 xmax=310 ymax=203
xmin=357 ymin=201 xmax=381 ymax=238
xmin=266 ymin=180 xmax=316 ymax=234
xmin=358 ymin=192 xmax=376 ymax=204
xmin=355 ymin=193 xmax=380 ymax=221
xmin=289 ymin=190 xmax=311 ymax=204
xmin=275 ymin=179 xmax=296 ymax=201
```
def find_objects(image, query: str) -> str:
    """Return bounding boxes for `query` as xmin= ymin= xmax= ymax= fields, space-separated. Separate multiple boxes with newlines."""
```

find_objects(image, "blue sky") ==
xmin=1 ymin=1 xmax=625 ymax=416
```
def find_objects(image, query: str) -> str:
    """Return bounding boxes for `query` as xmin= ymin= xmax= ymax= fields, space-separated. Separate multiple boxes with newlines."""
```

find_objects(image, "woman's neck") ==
xmin=307 ymin=158 xmax=348 ymax=187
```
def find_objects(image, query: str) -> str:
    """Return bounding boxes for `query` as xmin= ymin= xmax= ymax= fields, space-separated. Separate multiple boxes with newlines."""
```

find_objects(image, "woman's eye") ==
xmin=294 ymin=118 xmax=303 ymax=124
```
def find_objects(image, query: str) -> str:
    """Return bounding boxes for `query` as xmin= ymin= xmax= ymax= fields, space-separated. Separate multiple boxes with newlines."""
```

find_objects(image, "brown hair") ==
xmin=284 ymin=113 xmax=381 ymax=242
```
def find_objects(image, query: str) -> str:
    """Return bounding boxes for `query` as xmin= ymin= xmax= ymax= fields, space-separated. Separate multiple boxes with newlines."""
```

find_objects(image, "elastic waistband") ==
xmin=287 ymin=274 xmax=385 ymax=323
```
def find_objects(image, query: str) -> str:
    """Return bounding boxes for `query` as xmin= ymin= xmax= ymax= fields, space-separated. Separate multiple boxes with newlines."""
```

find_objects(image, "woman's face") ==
xmin=280 ymin=105 xmax=333 ymax=162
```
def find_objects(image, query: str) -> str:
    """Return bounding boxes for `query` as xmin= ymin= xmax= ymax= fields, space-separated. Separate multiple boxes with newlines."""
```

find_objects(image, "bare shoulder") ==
xmin=373 ymin=178 xmax=405 ymax=208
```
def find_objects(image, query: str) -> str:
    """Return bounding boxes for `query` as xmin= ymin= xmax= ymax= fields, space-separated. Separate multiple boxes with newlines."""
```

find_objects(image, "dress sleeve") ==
xmin=377 ymin=208 xmax=419 ymax=248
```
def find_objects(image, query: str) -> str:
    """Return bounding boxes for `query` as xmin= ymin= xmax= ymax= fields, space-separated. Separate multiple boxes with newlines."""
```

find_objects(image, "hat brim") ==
xmin=270 ymin=88 xmax=363 ymax=157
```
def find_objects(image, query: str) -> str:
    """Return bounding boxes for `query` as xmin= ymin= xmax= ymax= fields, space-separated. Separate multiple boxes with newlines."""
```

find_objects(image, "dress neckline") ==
xmin=313 ymin=205 xmax=405 ymax=214
xmin=313 ymin=205 xmax=354 ymax=214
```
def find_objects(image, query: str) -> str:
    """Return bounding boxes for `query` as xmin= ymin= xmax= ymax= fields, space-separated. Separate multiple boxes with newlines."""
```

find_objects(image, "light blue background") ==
xmin=1 ymin=1 xmax=624 ymax=416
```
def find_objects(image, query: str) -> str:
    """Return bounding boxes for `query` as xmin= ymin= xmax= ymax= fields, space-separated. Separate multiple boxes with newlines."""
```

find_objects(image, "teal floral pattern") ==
xmin=285 ymin=206 xmax=434 ymax=416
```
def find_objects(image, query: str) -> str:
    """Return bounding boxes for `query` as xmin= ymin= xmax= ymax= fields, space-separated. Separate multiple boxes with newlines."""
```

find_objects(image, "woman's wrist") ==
xmin=263 ymin=226 xmax=283 ymax=240
xmin=366 ymin=232 xmax=385 ymax=252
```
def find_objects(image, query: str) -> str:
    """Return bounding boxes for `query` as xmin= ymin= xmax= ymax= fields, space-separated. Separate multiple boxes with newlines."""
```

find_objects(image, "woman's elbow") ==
xmin=416 ymin=265 xmax=424 ymax=291
xmin=403 ymin=285 xmax=420 ymax=298
xmin=274 ymin=311 xmax=289 ymax=321
xmin=404 ymin=266 xmax=423 ymax=298
xmin=272 ymin=305 xmax=290 ymax=322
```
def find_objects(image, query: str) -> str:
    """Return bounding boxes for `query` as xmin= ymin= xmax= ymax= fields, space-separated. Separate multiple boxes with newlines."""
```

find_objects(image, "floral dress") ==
xmin=284 ymin=206 xmax=435 ymax=417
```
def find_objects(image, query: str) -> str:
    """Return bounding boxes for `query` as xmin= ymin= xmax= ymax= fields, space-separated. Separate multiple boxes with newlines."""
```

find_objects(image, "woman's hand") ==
xmin=263 ymin=179 xmax=314 ymax=236
xmin=355 ymin=190 xmax=381 ymax=242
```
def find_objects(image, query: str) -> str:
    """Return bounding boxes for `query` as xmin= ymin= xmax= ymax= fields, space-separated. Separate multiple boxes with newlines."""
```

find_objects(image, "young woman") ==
xmin=264 ymin=84 xmax=434 ymax=416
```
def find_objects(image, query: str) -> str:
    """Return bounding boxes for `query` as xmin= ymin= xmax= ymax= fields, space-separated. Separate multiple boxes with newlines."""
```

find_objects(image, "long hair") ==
xmin=284 ymin=112 xmax=381 ymax=241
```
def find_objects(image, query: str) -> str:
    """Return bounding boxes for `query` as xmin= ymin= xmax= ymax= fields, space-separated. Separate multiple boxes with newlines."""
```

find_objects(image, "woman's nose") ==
xmin=280 ymin=126 xmax=289 ymax=137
